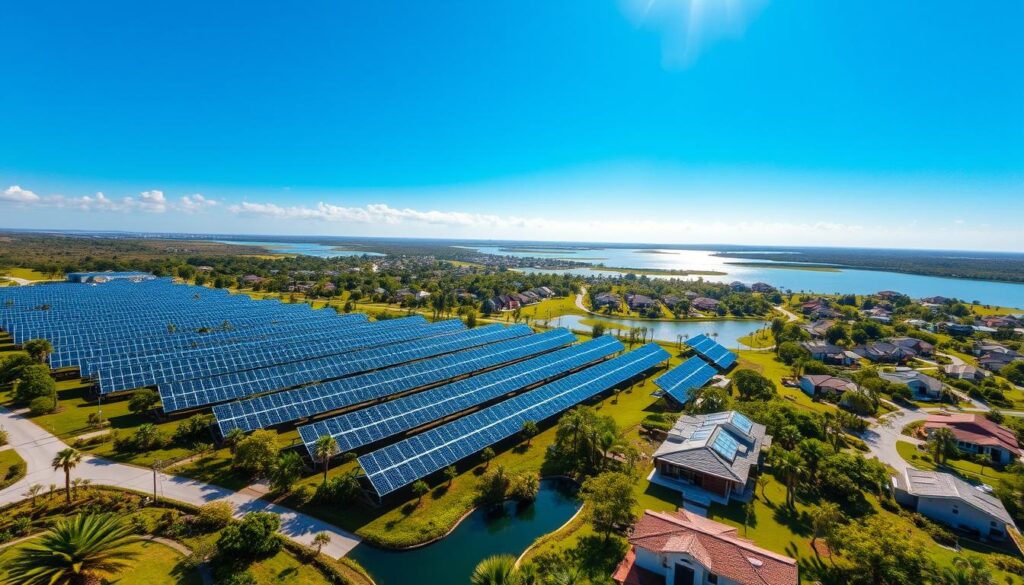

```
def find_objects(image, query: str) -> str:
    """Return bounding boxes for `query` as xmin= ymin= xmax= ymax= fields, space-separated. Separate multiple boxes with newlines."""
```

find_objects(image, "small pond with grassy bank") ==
xmin=350 ymin=478 xmax=580 ymax=585
xmin=555 ymin=314 xmax=767 ymax=347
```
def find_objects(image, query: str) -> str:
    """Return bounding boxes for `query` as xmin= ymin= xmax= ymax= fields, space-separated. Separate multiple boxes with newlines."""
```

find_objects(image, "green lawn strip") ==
xmin=895 ymin=440 xmax=1013 ymax=484
xmin=737 ymin=329 xmax=775 ymax=349
xmin=735 ymin=351 xmax=835 ymax=414
xmin=0 ymin=449 xmax=26 ymax=490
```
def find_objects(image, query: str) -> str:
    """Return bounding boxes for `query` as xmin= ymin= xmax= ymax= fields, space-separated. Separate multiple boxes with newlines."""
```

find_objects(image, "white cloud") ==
xmin=2 ymin=185 xmax=41 ymax=203
xmin=179 ymin=193 xmax=217 ymax=212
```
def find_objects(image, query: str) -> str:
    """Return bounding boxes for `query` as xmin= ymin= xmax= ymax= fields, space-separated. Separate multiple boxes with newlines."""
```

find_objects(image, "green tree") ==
xmin=217 ymin=512 xmax=282 ymax=559
xmin=770 ymin=448 xmax=806 ymax=508
xmin=580 ymin=472 xmax=637 ymax=539
xmin=444 ymin=465 xmax=458 ymax=487
xmin=411 ymin=480 xmax=430 ymax=506
xmin=313 ymin=434 xmax=340 ymax=483
xmin=777 ymin=341 xmax=810 ymax=365
xmin=810 ymin=501 xmax=843 ymax=548
xmin=937 ymin=555 xmax=995 ymax=585
xmin=6 ymin=513 xmax=139 ymax=585
xmin=591 ymin=323 xmax=606 ymax=338
xmin=312 ymin=532 xmax=331 ymax=557
xmin=732 ymin=369 xmax=777 ymax=401
xmin=470 ymin=554 xmax=518 ymax=585
xmin=23 ymin=338 xmax=54 ymax=363
xmin=127 ymin=389 xmax=160 ymax=414
xmin=52 ymin=448 xmax=82 ymax=505
xmin=269 ymin=450 xmax=304 ymax=493
xmin=836 ymin=516 xmax=932 ymax=585
xmin=0 ymin=353 xmax=35 ymax=385
xmin=233 ymin=429 xmax=279 ymax=476
xmin=928 ymin=427 xmax=959 ymax=465
xmin=13 ymin=364 xmax=56 ymax=404
xmin=521 ymin=420 xmax=538 ymax=447
xmin=223 ymin=428 xmax=245 ymax=454
xmin=477 ymin=465 xmax=512 ymax=507
xmin=1001 ymin=362 xmax=1024 ymax=386
xmin=480 ymin=446 xmax=496 ymax=469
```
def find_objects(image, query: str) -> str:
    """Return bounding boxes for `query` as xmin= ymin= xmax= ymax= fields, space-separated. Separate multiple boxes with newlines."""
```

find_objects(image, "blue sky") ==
xmin=2 ymin=1 xmax=1021 ymax=249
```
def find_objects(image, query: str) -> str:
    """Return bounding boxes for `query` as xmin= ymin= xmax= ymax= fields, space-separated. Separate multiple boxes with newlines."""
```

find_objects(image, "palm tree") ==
xmin=6 ymin=513 xmax=139 ymax=585
xmin=810 ymin=501 xmax=843 ymax=548
xmin=938 ymin=555 xmax=995 ymax=585
xmin=23 ymin=483 xmax=43 ymax=507
xmin=52 ymin=448 xmax=83 ymax=505
xmin=772 ymin=449 xmax=806 ymax=508
xmin=312 ymin=532 xmax=331 ymax=557
xmin=470 ymin=554 xmax=518 ymax=585
xmin=929 ymin=427 xmax=959 ymax=466
xmin=313 ymin=435 xmax=340 ymax=483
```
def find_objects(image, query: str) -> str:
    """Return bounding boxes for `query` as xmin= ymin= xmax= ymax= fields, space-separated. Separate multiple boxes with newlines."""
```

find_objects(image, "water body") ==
xmin=351 ymin=479 xmax=581 ymax=585
xmin=213 ymin=240 xmax=384 ymax=258
xmin=467 ymin=246 xmax=1024 ymax=308
xmin=554 ymin=314 xmax=767 ymax=347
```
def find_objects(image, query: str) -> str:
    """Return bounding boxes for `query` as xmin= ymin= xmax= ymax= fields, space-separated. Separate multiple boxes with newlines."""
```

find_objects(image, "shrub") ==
xmin=128 ymin=389 xmax=160 ymax=414
xmin=232 ymin=430 xmax=279 ymax=476
xmin=314 ymin=472 xmax=362 ymax=505
xmin=508 ymin=473 xmax=540 ymax=503
xmin=13 ymin=365 xmax=55 ymax=403
xmin=217 ymin=570 xmax=257 ymax=585
xmin=29 ymin=395 xmax=55 ymax=415
xmin=217 ymin=512 xmax=282 ymax=559
xmin=992 ymin=554 xmax=1024 ymax=577
xmin=197 ymin=501 xmax=234 ymax=532
xmin=173 ymin=414 xmax=214 ymax=445
xmin=0 ymin=427 xmax=8 ymax=446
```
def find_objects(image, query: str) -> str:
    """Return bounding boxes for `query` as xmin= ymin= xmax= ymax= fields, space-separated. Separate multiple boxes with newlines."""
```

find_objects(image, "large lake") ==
xmin=467 ymin=246 xmax=1024 ymax=308
xmin=350 ymin=479 xmax=581 ymax=585
xmin=213 ymin=240 xmax=384 ymax=258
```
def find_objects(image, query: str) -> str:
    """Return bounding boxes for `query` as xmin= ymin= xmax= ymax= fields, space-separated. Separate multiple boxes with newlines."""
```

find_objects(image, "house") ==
xmin=921 ymin=296 xmax=952 ymax=305
xmin=661 ymin=295 xmax=682 ymax=308
xmin=626 ymin=293 xmax=659 ymax=311
xmin=800 ymin=341 xmax=859 ymax=365
xmin=800 ymin=319 xmax=835 ymax=339
xmin=863 ymin=307 xmax=893 ymax=323
xmin=800 ymin=375 xmax=857 ymax=399
xmin=943 ymin=323 xmax=975 ymax=337
xmin=981 ymin=316 xmax=1019 ymax=329
xmin=855 ymin=341 xmax=917 ymax=364
xmin=613 ymin=509 xmax=799 ymax=585
xmin=889 ymin=336 xmax=935 ymax=357
xmin=241 ymin=274 xmax=263 ymax=285
xmin=650 ymin=411 xmax=770 ymax=505
xmin=905 ymin=318 xmax=934 ymax=332
xmin=922 ymin=414 xmax=1021 ymax=465
xmin=892 ymin=468 xmax=1014 ymax=541
xmin=979 ymin=352 xmax=1020 ymax=372
xmin=196 ymin=266 xmax=214 ymax=273
xmin=942 ymin=363 xmax=987 ymax=381
xmin=729 ymin=281 xmax=749 ymax=292
xmin=691 ymin=297 xmax=720 ymax=313
xmin=973 ymin=342 xmax=1013 ymax=357
xmin=800 ymin=298 xmax=830 ymax=314
xmin=879 ymin=369 xmax=944 ymax=401
xmin=750 ymin=282 xmax=775 ymax=293
xmin=593 ymin=292 xmax=622 ymax=311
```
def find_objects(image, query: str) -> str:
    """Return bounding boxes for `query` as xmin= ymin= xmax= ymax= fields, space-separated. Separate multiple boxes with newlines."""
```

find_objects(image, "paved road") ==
xmin=0 ymin=405 xmax=360 ymax=558
xmin=861 ymin=407 xmax=929 ymax=474
xmin=773 ymin=305 xmax=799 ymax=323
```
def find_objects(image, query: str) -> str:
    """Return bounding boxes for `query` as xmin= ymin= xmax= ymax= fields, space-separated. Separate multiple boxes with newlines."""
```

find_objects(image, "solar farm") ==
xmin=653 ymin=333 xmax=737 ymax=405
xmin=0 ymin=276 xmax=671 ymax=499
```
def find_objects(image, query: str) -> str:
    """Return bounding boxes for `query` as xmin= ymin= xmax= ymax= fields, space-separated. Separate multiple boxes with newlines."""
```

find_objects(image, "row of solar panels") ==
xmin=686 ymin=333 xmax=737 ymax=369
xmin=358 ymin=343 xmax=669 ymax=497
xmin=651 ymin=334 xmax=739 ymax=405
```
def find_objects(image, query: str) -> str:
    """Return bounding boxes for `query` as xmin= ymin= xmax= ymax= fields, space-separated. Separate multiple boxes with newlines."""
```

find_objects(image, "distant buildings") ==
xmin=690 ymin=297 xmax=720 ymax=313
xmin=613 ymin=509 xmax=799 ymax=585
xmin=593 ymin=292 xmax=622 ymax=311
xmin=800 ymin=341 xmax=859 ymax=365
xmin=799 ymin=374 xmax=858 ymax=399
xmin=892 ymin=468 xmax=1013 ymax=541
xmin=942 ymin=363 xmax=987 ymax=381
xmin=879 ymin=369 xmax=944 ymax=401
xmin=649 ymin=411 xmax=769 ymax=506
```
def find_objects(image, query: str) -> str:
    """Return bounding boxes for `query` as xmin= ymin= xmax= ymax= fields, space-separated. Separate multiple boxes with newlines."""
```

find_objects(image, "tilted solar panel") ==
xmin=357 ymin=342 xmax=668 ymax=497
xmin=653 ymin=356 xmax=717 ymax=405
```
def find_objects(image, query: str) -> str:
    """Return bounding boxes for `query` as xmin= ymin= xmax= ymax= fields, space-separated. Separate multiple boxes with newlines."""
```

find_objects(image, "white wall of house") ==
xmin=916 ymin=497 xmax=1006 ymax=539
xmin=634 ymin=548 xmax=738 ymax=585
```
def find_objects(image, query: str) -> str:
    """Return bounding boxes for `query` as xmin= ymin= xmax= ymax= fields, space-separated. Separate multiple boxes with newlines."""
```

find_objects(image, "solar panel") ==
xmin=357 ymin=343 xmax=668 ymax=497
xmin=216 ymin=328 xmax=582 ymax=434
xmin=159 ymin=323 xmax=530 ymax=412
xmin=296 ymin=335 xmax=623 ymax=452
xmin=653 ymin=356 xmax=716 ymax=405
xmin=730 ymin=411 xmax=754 ymax=434
xmin=685 ymin=334 xmax=737 ymax=370
xmin=711 ymin=430 xmax=740 ymax=461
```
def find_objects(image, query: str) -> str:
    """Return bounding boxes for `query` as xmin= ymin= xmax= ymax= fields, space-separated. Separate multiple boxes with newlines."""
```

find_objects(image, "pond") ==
xmin=350 ymin=479 xmax=581 ymax=585
xmin=552 ymin=314 xmax=767 ymax=348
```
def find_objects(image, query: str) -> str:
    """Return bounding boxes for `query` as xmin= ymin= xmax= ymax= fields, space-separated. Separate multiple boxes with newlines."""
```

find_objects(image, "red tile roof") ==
xmin=924 ymin=414 xmax=1021 ymax=455
xmin=627 ymin=510 xmax=798 ymax=585
xmin=613 ymin=548 xmax=666 ymax=585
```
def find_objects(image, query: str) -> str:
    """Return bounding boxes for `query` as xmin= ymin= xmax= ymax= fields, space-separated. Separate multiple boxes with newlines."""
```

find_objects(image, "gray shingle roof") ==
xmin=653 ymin=411 xmax=768 ymax=484
xmin=902 ymin=469 xmax=1014 ymax=525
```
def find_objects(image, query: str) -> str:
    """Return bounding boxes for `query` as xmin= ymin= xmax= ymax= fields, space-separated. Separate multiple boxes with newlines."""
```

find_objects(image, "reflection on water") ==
xmin=553 ymin=314 xmax=766 ymax=347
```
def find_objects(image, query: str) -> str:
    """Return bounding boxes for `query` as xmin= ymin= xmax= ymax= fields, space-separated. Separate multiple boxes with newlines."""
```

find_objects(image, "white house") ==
xmin=613 ymin=509 xmax=799 ymax=585
xmin=892 ymin=468 xmax=1014 ymax=541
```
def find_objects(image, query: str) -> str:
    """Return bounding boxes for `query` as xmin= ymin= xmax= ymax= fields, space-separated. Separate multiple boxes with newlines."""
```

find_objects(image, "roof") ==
xmin=898 ymin=469 xmax=1014 ymax=526
xmin=653 ymin=411 xmax=767 ymax=484
xmin=801 ymin=375 xmax=857 ymax=393
xmin=924 ymin=414 xmax=1021 ymax=455
xmin=612 ymin=548 xmax=666 ymax=585
xmin=879 ymin=370 xmax=943 ymax=393
xmin=628 ymin=510 xmax=798 ymax=585
xmin=942 ymin=363 xmax=983 ymax=378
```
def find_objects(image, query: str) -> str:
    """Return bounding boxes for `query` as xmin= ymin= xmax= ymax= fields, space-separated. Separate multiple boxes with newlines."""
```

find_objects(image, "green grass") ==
xmin=0 ymin=538 xmax=201 ymax=585
xmin=895 ymin=440 xmax=1014 ymax=485
xmin=0 ymin=449 xmax=26 ymax=490
xmin=0 ymin=267 xmax=59 ymax=281
xmin=738 ymin=329 xmax=775 ymax=349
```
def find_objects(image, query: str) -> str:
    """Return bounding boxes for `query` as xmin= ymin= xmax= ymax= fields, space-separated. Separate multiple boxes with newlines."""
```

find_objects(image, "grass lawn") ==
xmin=0 ymin=267 xmax=60 ymax=281
xmin=738 ymin=329 xmax=775 ymax=349
xmin=0 ymin=538 xmax=201 ymax=585
xmin=0 ymin=449 xmax=26 ymax=490
xmin=735 ymin=351 xmax=836 ymax=414
xmin=895 ymin=440 xmax=1014 ymax=485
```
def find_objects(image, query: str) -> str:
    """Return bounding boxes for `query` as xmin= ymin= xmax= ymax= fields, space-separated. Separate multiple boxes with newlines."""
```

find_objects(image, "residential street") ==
xmin=0 ymin=405 xmax=361 ymax=558
xmin=861 ymin=406 xmax=928 ymax=474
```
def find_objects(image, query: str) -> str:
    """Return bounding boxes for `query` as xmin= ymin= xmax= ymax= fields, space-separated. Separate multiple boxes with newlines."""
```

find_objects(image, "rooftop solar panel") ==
xmin=357 ymin=343 xmax=668 ymax=497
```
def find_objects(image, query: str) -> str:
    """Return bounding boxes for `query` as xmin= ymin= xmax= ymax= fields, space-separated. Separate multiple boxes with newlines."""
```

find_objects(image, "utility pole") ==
xmin=152 ymin=460 xmax=162 ymax=502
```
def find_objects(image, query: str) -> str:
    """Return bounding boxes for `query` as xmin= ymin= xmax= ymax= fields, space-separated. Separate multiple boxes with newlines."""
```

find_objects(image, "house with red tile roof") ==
xmin=923 ymin=413 xmax=1022 ymax=465
xmin=613 ymin=509 xmax=799 ymax=585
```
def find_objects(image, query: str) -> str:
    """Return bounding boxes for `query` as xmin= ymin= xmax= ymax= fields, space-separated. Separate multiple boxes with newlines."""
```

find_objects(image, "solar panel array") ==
xmin=358 ymin=342 xmax=669 ymax=497
xmin=685 ymin=333 xmax=737 ymax=369
xmin=299 ymin=335 xmax=625 ymax=453
xmin=214 ymin=328 xmax=579 ymax=434
xmin=159 ymin=322 xmax=526 ymax=412
xmin=653 ymin=356 xmax=717 ymax=405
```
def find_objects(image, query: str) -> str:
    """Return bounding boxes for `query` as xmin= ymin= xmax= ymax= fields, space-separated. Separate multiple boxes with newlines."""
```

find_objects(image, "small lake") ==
xmin=350 ymin=479 xmax=581 ymax=585
xmin=213 ymin=240 xmax=384 ymax=258
xmin=466 ymin=246 xmax=1024 ymax=308
xmin=552 ymin=314 xmax=767 ymax=348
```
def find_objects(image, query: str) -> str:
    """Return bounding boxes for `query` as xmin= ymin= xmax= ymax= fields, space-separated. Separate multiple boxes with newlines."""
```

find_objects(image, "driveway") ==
xmin=861 ymin=406 xmax=929 ymax=474
xmin=0 ymin=406 xmax=360 ymax=558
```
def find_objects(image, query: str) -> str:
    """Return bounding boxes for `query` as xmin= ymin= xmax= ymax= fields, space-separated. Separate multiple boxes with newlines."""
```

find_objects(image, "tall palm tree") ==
xmin=52 ymin=448 xmax=83 ymax=505
xmin=6 ymin=513 xmax=139 ymax=585
xmin=772 ymin=450 xmax=806 ymax=508
xmin=313 ymin=435 xmax=340 ymax=483
xmin=929 ymin=427 xmax=959 ymax=466
xmin=470 ymin=555 xmax=518 ymax=585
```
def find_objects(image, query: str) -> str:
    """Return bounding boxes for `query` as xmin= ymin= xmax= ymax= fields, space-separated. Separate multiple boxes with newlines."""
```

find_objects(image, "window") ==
xmin=952 ymin=505 xmax=959 ymax=515
xmin=707 ymin=573 xmax=719 ymax=584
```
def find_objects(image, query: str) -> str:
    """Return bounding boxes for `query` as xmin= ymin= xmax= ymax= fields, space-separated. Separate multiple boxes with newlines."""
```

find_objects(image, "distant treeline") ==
xmin=716 ymin=248 xmax=1024 ymax=284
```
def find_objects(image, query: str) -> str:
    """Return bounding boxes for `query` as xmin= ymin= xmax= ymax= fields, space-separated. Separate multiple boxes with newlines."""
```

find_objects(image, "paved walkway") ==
xmin=0 ymin=405 xmax=360 ymax=558
xmin=860 ymin=407 xmax=929 ymax=474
